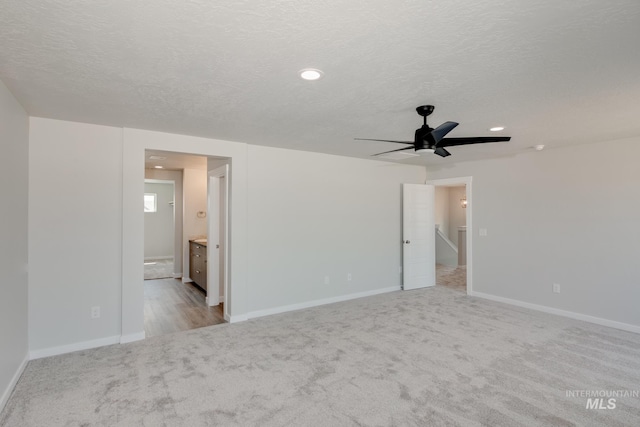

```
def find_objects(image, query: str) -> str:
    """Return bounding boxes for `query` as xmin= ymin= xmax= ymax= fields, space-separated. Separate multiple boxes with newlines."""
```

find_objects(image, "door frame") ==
xmin=207 ymin=165 xmax=229 ymax=319
xmin=426 ymin=176 xmax=473 ymax=295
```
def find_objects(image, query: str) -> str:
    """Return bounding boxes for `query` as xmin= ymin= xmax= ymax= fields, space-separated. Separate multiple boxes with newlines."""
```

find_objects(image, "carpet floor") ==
xmin=436 ymin=264 xmax=467 ymax=292
xmin=2 ymin=286 xmax=639 ymax=426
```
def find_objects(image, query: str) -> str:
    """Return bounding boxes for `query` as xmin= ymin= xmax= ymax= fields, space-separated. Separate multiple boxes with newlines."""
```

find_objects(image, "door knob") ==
xmin=404 ymin=240 xmax=410 ymax=244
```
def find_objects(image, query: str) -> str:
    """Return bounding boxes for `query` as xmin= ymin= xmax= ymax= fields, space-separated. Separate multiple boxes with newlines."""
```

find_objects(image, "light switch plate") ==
xmin=479 ymin=228 xmax=487 ymax=237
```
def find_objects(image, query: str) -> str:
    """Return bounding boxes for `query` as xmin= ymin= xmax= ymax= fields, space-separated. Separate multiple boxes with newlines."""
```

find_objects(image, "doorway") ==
xmin=427 ymin=177 xmax=472 ymax=294
xmin=142 ymin=150 xmax=230 ymax=337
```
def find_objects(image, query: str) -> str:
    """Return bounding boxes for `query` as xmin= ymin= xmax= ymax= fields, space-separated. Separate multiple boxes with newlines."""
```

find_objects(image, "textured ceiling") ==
xmin=1 ymin=1 xmax=639 ymax=166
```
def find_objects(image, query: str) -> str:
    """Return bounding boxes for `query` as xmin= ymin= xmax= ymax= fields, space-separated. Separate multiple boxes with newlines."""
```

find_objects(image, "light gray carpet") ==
xmin=2 ymin=286 xmax=640 ymax=426
xmin=144 ymin=258 xmax=174 ymax=280
xmin=436 ymin=264 xmax=467 ymax=292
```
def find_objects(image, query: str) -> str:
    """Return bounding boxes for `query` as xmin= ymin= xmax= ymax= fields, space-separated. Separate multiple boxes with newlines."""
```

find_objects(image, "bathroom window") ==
xmin=144 ymin=193 xmax=157 ymax=213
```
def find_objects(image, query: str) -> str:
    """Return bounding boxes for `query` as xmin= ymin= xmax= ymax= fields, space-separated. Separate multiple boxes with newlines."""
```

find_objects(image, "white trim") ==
xmin=426 ymin=176 xmax=472 ymax=295
xmin=470 ymin=291 xmax=640 ymax=334
xmin=144 ymin=178 xmax=174 ymax=185
xmin=208 ymin=164 xmax=230 ymax=315
xmin=0 ymin=355 xmax=28 ymax=414
xmin=246 ymin=286 xmax=401 ymax=320
xmin=205 ymin=296 xmax=219 ymax=307
xmin=120 ymin=331 xmax=145 ymax=344
xmin=29 ymin=335 xmax=121 ymax=360
xmin=227 ymin=314 xmax=248 ymax=323
xmin=173 ymin=272 xmax=182 ymax=279
xmin=144 ymin=255 xmax=174 ymax=261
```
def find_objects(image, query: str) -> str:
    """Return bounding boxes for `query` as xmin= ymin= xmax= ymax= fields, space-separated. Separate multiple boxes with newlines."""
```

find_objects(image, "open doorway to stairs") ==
xmin=143 ymin=150 xmax=230 ymax=337
xmin=427 ymin=177 xmax=472 ymax=294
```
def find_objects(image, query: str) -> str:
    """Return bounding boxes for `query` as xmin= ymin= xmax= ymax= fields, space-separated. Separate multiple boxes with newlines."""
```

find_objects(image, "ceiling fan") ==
xmin=355 ymin=105 xmax=510 ymax=157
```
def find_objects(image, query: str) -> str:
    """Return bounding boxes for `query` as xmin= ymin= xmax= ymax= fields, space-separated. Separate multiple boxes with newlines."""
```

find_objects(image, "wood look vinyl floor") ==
xmin=144 ymin=278 xmax=225 ymax=338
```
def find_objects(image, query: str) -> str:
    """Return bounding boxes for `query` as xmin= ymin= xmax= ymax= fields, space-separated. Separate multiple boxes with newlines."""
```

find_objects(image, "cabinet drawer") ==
xmin=191 ymin=243 xmax=206 ymax=256
xmin=189 ymin=241 xmax=208 ymax=291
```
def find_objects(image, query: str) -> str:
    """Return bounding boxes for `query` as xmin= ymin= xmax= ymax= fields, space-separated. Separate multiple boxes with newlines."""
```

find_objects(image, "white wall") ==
xmin=426 ymin=138 xmax=640 ymax=328
xmin=29 ymin=118 xmax=123 ymax=353
xmin=246 ymin=145 xmax=425 ymax=312
xmin=27 ymin=119 xmax=425 ymax=352
xmin=145 ymin=169 xmax=183 ymax=275
xmin=0 ymin=81 xmax=29 ymax=410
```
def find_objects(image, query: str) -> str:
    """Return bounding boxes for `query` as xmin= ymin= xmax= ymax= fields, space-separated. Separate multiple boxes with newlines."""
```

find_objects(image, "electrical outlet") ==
xmin=552 ymin=283 xmax=561 ymax=294
xmin=479 ymin=228 xmax=488 ymax=237
xmin=91 ymin=306 xmax=101 ymax=319
xmin=347 ymin=273 xmax=352 ymax=282
xmin=324 ymin=276 xmax=330 ymax=285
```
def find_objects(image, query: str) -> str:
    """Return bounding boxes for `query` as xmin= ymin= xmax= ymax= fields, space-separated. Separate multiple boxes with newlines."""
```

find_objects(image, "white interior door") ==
xmin=207 ymin=174 xmax=221 ymax=306
xmin=402 ymin=183 xmax=435 ymax=290
xmin=207 ymin=164 xmax=229 ymax=315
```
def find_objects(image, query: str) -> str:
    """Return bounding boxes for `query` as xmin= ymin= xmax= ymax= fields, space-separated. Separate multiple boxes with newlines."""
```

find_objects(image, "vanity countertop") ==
xmin=190 ymin=239 xmax=207 ymax=246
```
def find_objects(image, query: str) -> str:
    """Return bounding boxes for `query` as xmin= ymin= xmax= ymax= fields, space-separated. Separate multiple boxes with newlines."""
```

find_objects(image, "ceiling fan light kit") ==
xmin=356 ymin=105 xmax=511 ymax=158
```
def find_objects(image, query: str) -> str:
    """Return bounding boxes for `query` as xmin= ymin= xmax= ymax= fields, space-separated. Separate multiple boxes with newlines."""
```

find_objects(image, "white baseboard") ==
xmin=246 ymin=286 xmax=401 ymax=320
xmin=120 ymin=331 xmax=145 ymax=344
xmin=144 ymin=256 xmax=173 ymax=261
xmin=173 ymin=273 xmax=182 ymax=279
xmin=29 ymin=335 xmax=121 ymax=360
xmin=0 ymin=354 xmax=28 ymax=414
xmin=227 ymin=314 xmax=248 ymax=323
xmin=470 ymin=291 xmax=640 ymax=334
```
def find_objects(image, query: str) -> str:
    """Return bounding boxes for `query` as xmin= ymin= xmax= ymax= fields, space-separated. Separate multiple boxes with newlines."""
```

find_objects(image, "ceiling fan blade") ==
xmin=430 ymin=121 xmax=459 ymax=144
xmin=355 ymin=138 xmax=413 ymax=145
xmin=440 ymin=136 xmax=511 ymax=147
xmin=372 ymin=146 xmax=415 ymax=156
xmin=434 ymin=146 xmax=451 ymax=157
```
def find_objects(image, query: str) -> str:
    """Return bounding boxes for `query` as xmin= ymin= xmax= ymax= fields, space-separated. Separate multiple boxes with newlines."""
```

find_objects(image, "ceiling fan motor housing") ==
xmin=415 ymin=125 xmax=437 ymax=150
xmin=416 ymin=105 xmax=435 ymax=117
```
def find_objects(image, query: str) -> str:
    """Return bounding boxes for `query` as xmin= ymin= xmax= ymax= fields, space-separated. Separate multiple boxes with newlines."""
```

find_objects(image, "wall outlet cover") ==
xmin=91 ymin=306 xmax=101 ymax=319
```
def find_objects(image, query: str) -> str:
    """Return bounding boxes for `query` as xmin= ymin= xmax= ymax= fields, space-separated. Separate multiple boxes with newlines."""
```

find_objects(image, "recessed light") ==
xmin=154 ymin=165 xmax=163 ymax=169
xmin=534 ymin=145 xmax=545 ymax=151
xmin=489 ymin=126 xmax=505 ymax=132
xmin=148 ymin=156 xmax=166 ymax=160
xmin=299 ymin=68 xmax=323 ymax=81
